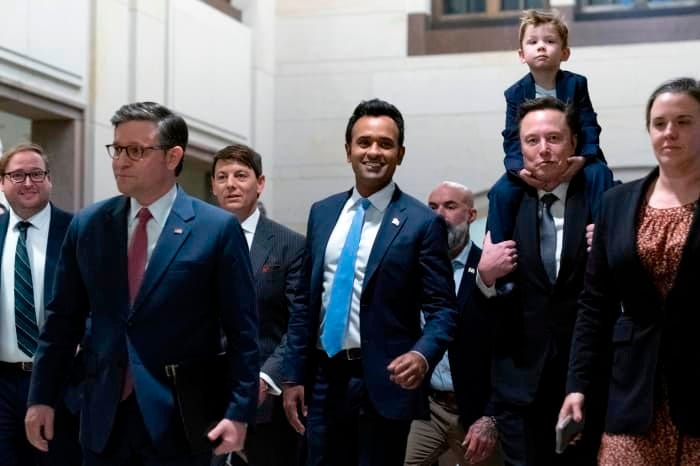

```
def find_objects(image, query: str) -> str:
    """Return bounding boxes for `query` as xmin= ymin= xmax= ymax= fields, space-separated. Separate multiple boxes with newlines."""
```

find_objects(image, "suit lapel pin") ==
xmin=392 ymin=217 xmax=400 ymax=226
xmin=468 ymin=267 xmax=476 ymax=274
xmin=173 ymin=228 xmax=183 ymax=235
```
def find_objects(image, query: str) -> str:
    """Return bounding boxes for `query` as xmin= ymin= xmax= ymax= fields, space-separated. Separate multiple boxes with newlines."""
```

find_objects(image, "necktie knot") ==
xmin=541 ymin=193 xmax=557 ymax=208
xmin=137 ymin=208 xmax=152 ymax=223
xmin=17 ymin=221 xmax=31 ymax=236
xmin=359 ymin=198 xmax=371 ymax=211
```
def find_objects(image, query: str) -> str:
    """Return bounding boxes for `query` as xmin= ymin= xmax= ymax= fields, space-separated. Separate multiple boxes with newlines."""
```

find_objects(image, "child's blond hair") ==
xmin=518 ymin=10 xmax=569 ymax=49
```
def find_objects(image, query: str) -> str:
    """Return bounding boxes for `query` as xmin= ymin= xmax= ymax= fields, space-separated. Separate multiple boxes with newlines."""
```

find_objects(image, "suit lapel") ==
xmin=363 ymin=189 xmax=406 ymax=291
xmin=250 ymin=216 xmax=273 ymax=275
xmin=520 ymin=191 xmax=551 ymax=286
xmin=456 ymin=245 xmax=480 ymax=305
xmin=558 ymin=176 xmax=588 ymax=283
xmin=44 ymin=205 xmax=63 ymax=300
xmin=105 ymin=197 xmax=130 ymax=314
xmin=312 ymin=191 xmax=350 ymax=281
xmin=131 ymin=189 xmax=193 ymax=314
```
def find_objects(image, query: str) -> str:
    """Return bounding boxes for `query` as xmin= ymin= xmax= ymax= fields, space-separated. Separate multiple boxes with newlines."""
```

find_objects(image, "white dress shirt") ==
xmin=318 ymin=182 xmax=395 ymax=351
xmin=0 ymin=203 xmax=51 ymax=362
xmin=478 ymin=182 xmax=569 ymax=297
xmin=127 ymin=185 xmax=177 ymax=266
xmin=239 ymin=208 xmax=260 ymax=250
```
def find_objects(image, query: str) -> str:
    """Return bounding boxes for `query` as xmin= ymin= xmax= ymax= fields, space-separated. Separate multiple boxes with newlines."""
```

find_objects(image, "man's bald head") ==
xmin=428 ymin=181 xmax=477 ymax=257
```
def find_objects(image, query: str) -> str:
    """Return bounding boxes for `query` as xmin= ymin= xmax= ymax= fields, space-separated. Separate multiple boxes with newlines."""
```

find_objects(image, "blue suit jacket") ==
xmin=502 ymin=70 xmax=605 ymax=174
xmin=284 ymin=186 xmax=458 ymax=420
xmin=28 ymin=187 xmax=259 ymax=454
xmin=0 ymin=204 xmax=72 ymax=310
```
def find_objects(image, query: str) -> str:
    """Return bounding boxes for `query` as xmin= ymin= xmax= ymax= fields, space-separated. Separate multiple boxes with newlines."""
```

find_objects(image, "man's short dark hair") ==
xmin=345 ymin=98 xmax=405 ymax=146
xmin=517 ymin=96 xmax=580 ymax=139
xmin=110 ymin=102 xmax=188 ymax=176
xmin=211 ymin=144 xmax=263 ymax=179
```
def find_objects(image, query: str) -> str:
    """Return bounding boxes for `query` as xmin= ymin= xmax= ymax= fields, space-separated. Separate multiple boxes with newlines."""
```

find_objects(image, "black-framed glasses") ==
xmin=105 ymin=144 xmax=170 ymax=161
xmin=3 ymin=170 xmax=49 ymax=184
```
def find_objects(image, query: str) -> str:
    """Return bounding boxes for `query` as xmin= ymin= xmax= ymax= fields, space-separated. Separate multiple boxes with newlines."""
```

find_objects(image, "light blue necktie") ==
xmin=15 ymin=221 xmax=39 ymax=357
xmin=321 ymin=198 xmax=371 ymax=357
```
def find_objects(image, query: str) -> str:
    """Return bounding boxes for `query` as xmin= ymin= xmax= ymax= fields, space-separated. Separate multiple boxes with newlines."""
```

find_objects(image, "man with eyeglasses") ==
xmin=0 ymin=143 xmax=78 ymax=465
xmin=25 ymin=102 xmax=259 ymax=465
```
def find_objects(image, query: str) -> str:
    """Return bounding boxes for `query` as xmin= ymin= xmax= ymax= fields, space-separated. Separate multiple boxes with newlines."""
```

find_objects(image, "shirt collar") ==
xmin=240 ymin=208 xmax=260 ymax=236
xmin=452 ymin=239 xmax=472 ymax=268
xmin=129 ymin=184 xmax=177 ymax=227
xmin=10 ymin=202 xmax=51 ymax=232
xmin=538 ymin=182 xmax=569 ymax=203
xmin=350 ymin=181 xmax=395 ymax=213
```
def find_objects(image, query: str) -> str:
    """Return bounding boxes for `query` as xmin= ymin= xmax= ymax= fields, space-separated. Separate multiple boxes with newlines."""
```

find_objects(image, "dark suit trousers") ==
xmin=83 ymin=395 xmax=211 ymax=466
xmin=305 ymin=353 xmax=411 ymax=466
xmin=0 ymin=362 xmax=81 ymax=466
xmin=495 ymin=356 xmax=599 ymax=466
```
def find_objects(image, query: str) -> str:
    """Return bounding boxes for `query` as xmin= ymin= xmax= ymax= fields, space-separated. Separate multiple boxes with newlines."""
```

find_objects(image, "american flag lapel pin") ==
xmin=173 ymin=228 xmax=183 ymax=235
xmin=392 ymin=217 xmax=400 ymax=226
xmin=468 ymin=267 xmax=476 ymax=274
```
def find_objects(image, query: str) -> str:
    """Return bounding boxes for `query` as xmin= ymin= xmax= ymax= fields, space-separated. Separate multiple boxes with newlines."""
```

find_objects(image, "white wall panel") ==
xmin=169 ymin=0 xmax=252 ymax=143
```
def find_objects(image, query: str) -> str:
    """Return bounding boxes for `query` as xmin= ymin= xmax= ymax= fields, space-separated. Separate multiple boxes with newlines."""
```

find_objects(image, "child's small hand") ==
xmin=561 ymin=156 xmax=585 ymax=181
xmin=518 ymin=169 xmax=546 ymax=190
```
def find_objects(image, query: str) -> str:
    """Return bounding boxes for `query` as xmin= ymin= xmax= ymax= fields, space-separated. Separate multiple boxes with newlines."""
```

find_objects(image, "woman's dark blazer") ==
xmin=567 ymin=167 xmax=700 ymax=435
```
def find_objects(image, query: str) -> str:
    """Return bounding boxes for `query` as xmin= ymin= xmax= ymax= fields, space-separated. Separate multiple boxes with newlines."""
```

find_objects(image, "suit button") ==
xmin=127 ymin=321 xmax=134 ymax=327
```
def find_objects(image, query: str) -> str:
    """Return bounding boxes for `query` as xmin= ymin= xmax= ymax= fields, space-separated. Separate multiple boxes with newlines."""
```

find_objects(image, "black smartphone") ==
xmin=555 ymin=415 xmax=584 ymax=454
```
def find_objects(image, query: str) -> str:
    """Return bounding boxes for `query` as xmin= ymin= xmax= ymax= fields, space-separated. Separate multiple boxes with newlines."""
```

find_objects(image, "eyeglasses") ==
xmin=3 ymin=170 xmax=49 ymax=184
xmin=105 ymin=144 xmax=170 ymax=161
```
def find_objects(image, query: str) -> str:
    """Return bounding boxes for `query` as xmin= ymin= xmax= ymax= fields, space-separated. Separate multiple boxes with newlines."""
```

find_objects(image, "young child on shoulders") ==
xmin=487 ymin=9 xmax=614 ymax=243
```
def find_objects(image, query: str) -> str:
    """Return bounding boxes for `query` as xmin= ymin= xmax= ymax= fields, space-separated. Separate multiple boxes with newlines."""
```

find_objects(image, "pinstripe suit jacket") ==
xmin=251 ymin=215 xmax=304 ymax=395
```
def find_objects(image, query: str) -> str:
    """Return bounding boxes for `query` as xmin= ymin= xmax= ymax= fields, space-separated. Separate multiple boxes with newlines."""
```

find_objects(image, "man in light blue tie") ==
xmin=282 ymin=99 xmax=458 ymax=466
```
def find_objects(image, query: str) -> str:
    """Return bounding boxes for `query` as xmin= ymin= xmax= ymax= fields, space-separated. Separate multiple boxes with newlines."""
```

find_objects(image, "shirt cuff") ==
xmin=260 ymin=372 xmax=282 ymax=396
xmin=476 ymin=271 xmax=498 ymax=298
xmin=410 ymin=350 xmax=430 ymax=373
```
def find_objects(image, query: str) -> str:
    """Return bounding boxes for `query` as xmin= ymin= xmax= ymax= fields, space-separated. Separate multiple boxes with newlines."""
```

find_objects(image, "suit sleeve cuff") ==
xmin=260 ymin=372 xmax=282 ymax=396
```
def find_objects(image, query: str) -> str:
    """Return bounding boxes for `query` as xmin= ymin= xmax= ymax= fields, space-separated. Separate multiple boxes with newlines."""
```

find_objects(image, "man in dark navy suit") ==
xmin=210 ymin=143 xmax=304 ymax=466
xmin=477 ymin=97 xmax=610 ymax=466
xmin=282 ymin=98 xmax=458 ymax=466
xmin=25 ymin=102 xmax=259 ymax=465
xmin=0 ymin=143 xmax=76 ymax=466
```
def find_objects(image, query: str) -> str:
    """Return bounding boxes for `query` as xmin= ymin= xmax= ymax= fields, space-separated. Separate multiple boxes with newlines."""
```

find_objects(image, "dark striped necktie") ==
xmin=15 ymin=221 xmax=39 ymax=357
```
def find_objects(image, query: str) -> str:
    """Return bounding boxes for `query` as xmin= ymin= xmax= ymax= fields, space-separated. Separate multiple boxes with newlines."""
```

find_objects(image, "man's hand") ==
xmin=25 ymin=404 xmax=55 ymax=452
xmin=559 ymin=392 xmax=585 ymax=424
xmin=207 ymin=419 xmax=247 ymax=456
xmin=282 ymin=384 xmax=306 ymax=435
xmin=478 ymin=232 xmax=518 ymax=287
xmin=258 ymin=378 xmax=268 ymax=407
xmin=585 ymin=224 xmax=594 ymax=252
xmin=518 ymin=169 xmax=546 ymax=190
xmin=462 ymin=416 xmax=498 ymax=465
xmin=561 ymin=156 xmax=585 ymax=182
xmin=387 ymin=352 xmax=428 ymax=390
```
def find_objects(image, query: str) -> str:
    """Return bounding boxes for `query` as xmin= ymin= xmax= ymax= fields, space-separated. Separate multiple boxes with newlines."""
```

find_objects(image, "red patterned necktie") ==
xmin=122 ymin=207 xmax=152 ymax=400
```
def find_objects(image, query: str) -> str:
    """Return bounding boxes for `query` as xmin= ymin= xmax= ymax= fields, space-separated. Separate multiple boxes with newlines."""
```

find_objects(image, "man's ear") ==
xmin=166 ymin=146 xmax=184 ymax=171
xmin=397 ymin=146 xmax=406 ymax=165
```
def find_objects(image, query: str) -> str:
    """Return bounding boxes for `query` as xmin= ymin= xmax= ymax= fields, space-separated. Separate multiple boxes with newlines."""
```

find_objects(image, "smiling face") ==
xmin=1 ymin=150 xmax=52 ymax=219
xmin=345 ymin=116 xmax=405 ymax=198
xmin=211 ymin=159 xmax=265 ymax=221
xmin=648 ymin=91 xmax=700 ymax=175
xmin=520 ymin=108 xmax=576 ymax=186
xmin=518 ymin=23 xmax=570 ymax=73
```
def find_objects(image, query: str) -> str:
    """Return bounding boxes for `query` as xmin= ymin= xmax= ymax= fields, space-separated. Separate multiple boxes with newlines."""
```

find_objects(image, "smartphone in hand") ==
xmin=555 ymin=415 xmax=584 ymax=454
